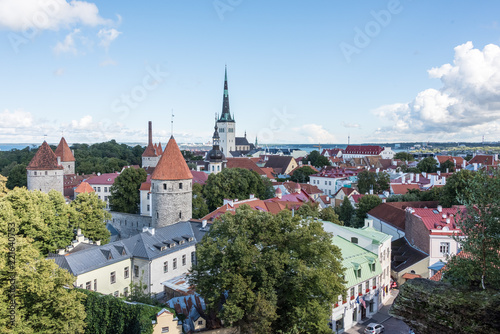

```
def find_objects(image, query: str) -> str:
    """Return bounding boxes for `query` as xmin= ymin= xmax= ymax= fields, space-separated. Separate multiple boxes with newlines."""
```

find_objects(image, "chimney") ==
xmin=415 ymin=174 xmax=420 ymax=182
xmin=148 ymin=121 xmax=153 ymax=146
xmin=437 ymin=170 xmax=441 ymax=176
xmin=57 ymin=156 xmax=61 ymax=165
xmin=401 ymin=175 xmax=405 ymax=184
xmin=223 ymin=199 xmax=234 ymax=207
xmin=437 ymin=205 xmax=442 ymax=213
xmin=276 ymin=188 xmax=282 ymax=199
xmin=446 ymin=217 xmax=450 ymax=224
xmin=96 ymin=240 xmax=101 ymax=245
xmin=202 ymin=220 xmax=207 ymax=228
xmin=249 ymin=194 xmax=255 ymax=199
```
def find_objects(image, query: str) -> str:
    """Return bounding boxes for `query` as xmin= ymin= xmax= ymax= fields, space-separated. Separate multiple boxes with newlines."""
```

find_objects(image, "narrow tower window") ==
xmin=179 ymin=211 xmax=182 ymax=219
xmin=163 ymin=183 xmax=167 ymax=190
xmin=179 ymin=182 xmax=183 ymax=189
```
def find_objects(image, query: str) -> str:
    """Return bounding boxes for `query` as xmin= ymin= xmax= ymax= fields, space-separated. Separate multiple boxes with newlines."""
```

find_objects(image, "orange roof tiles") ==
xmin=226 ymin=158 xmax=266 ymax=175
xmin=390 ymin=183 xmax=420 ymax=195
xmin=401 ymin=273 xmax=422 ymax=279
xmin=74 ymin=181 xmax=95 ymax=194
xmin=142 ymin=143 xmax=157 ymax=157
xmin=27 ymin=141 xmax=63 ymax=170
xmin=55 ymin=137 xmax=75 ymax=162
xmin=151 ymin=136 xmax=193 ymax=180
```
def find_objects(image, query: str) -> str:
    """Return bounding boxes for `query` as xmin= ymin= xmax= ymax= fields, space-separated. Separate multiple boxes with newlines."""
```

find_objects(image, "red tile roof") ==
xmin=191 ymin=170 xmax=208 ymax=185
xmin=401 ymin=273 xmax=422 ymax=280
xmin=86 ymin=172 xmax=120 ymax=185
xmin=390 ymin=183 xmax=420 ymax=195
xmin=152 ymin=136 xmax=193 ymax=180
xmin=344 ymin=145 xmax=383 ymax=155
xmin=226 ymin=158 xmax=266 ymax=176
xmin=27 ymin=141 xmax=63 ymax=170
xmin=411 ymin=207 xmax=465 ymax=233
xmin=260 ymin=167 xmax=276 ymax=179
xmin=74 ymin=181 xmax=95 ymax=194
xmin=436 ymin=155 xmax=465 ymax=166
xmin=142 ymin=143 xmax=157 ymax=157
xmin=468 ymin=155 xmax=497 ymax=166
xmin=156 ymin=142 xmax=163 ymax=155
xmin=367 ymin=201 xmax=439 ymax=231
xmin=55 ymin=137 xmax=75 ymax=162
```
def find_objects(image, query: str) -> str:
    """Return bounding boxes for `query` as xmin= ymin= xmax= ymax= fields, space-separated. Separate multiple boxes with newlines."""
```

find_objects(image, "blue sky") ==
xmin=1 ymin=0 xmax=500 ymax=145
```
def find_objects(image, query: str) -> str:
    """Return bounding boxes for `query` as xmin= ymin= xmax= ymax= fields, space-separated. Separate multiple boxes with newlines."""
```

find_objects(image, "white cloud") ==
xmin=342 ymin=121 xmax=360 ymax=128
xmin=98 ymin=28 xmax=121 ymax=49
xmin=0 ymin=0 xmax=112 ymax=31
xmin=373 ymin=42 xmax=500 ymax=141
xmin=53 ymin=28 xmax=79 ymax=54
xmin=0 ymin=109 xmax=33 ymax=128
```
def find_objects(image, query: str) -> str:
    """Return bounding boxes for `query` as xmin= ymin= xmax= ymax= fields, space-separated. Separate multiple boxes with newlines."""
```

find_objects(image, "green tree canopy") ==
xmin=319 ymin=206 xmax=343 ymax=225
xmin=190 ymin=207 xmax=345 ymax=333
xmin=439 ymin=169 xmax=475 ymax=207
xmin=394 ymin=152 xmax=415 ymax=162
xmin=357 ymin=171 xmax=390 ymax=194
xmin=417 ymin=157 xmax=438 ymax=173
xmin=439 ymin=159 xmax=455 ymax=173
xmin=444 ymin=170 xmax=500 ymax=290
xmin=192 ymin=183 xmax=209 ymax=219
xmin=70 ymin=193 xmax=112 ymax=244
xmin=0 ymin=174 xmax=7 ymax=197
xmin=0 ymin=201 xmax=86 ymax=333
xmin=290 ymin=166 xmax=317 ymax=183
xmin=355 ymin=195 xmax=382 ymax=228
xmin=109 ymin=167 xmax=147 ymax=214
xmin=338 ymin=196 xmax=355 ymax=226
xmin=5 ymin=164 xmax=27 ymax=190
xmin=202 ymin=168 xmax=274 ymax=211
xmin=305 ymin=150 xmax=330 ymax=168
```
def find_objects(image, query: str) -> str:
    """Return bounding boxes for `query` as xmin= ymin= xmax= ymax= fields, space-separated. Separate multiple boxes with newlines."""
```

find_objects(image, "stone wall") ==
xmin=109 ymin=211 xmax=152 ymax=239
xmin=390 ymin=278 xmax=500 ymax=334
xmin=151 ymin=179 xmax=192 ymax=228
xmin=61 ymin=161 xmax=75 ymax=175
xmin=27 ymin=169 xmax=64 ymax=195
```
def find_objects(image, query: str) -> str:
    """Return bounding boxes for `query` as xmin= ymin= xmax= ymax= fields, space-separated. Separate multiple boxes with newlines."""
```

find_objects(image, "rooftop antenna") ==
xmin=171 ymin=109 xmax=174 ymax=137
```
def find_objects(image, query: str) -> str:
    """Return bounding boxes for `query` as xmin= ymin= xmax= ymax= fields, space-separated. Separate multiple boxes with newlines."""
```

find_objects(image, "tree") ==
xmin=296 ymin=201 xmax=320 ymax=219
xmin=356 ymin=170 xmax=376 ymax=194
xmin=70 ymin=193 xmax=112 ymax=244
xmin=394 ymin=152 xmax=414 ymax=162
xmin=445 ymin=170 xmax=500 ymax=290
xmin=190 ymin=207 xmax=345 ymax=333
xmin=192 ymin=183 xmax=209 ymax=219
xmin=5 ymin=164 xmax=27 ymax=189
xmin=439 ymin=159 xmax=455 ymax=173
xmin=0 ymin=174 xmax=7 ymax=197
xmin=338 ymin=196 xmax=355 ymax=226
xmin=305 ymin=150 xmax=330 ymax=168
xmin=319 ymin=206 xmax=343 ymax=225
xmin=355 ymin=195 xmax=382 ymax=228
xmin=202 ymin=168 xmax=274 ymax=211
xmin=3 ymin=188 xmax=74 ymax=255
xmin=290 ymin=166 xmax=317 ymax=183
xmin=376 ymin=172 xmax=390 ymax=194
xmin=439 ymin=169 xmax=475 ymax=207
xmin=0 ymin=201 xmax=86 ymax=333
xmin=109 ymin=167 xmax=147 ymax=214
xmin=417 ymin=157 xmax=438 ymax=173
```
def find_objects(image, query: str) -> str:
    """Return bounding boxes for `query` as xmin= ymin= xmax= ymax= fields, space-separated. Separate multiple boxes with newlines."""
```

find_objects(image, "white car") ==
xmin=364 ymin=323 xmax=385 ymax=334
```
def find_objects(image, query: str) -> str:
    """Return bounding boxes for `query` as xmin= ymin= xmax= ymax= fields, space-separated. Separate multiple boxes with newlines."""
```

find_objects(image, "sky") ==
xmin=1 ymin=0 xmax=500 ymax=145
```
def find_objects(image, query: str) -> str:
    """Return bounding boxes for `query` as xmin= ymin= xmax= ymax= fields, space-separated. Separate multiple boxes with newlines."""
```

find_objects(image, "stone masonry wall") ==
xmin=151 ymin=179 xmax=192 ymax=228
xmin=27 ymin=169 xmax=63 ymax=195
xmin=405 ymin=211 xmax=430 ymax=254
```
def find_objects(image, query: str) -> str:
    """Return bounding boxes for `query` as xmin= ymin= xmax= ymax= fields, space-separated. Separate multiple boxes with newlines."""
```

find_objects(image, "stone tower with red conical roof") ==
xmin=26 ymin=141 xmax=64 ymax=195
xmin=151 ymin=136 xmax=193 ymax=228
xmin=55 ymin=137 xmax=75 ymax=175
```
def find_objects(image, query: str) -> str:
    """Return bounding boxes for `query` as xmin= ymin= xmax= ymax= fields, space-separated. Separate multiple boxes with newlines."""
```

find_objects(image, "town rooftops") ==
xmin=86 ymin=172 xmax=120 ymax=185
xmin=152 ymin=136 xmax=193 ymax=181
xmin=344 ymin=145 xmax=383 ymax=155
xmin=27 ymin=141 xmax=64 ymax=170
xmin=74 ymin=181 xmax=95 ymax=194
xmin=142 ymin=143 xmax=157 ymax=157
xmin=390 ymin=183 xmax=421 ymax=195
xmin=226 ymin=157 xmax=266 ymax=176
xmin=55 ymin=137 xmax=75 ymax=162
xmin=391 ymin=237 xmax=428 ymax=272
xmin=311 ymin=168 xmax=359 ymax=179
xmin=410 ymin=206 xmax=465 ymax=233
xmin=367 ymin=201 xmax=439 ymax=231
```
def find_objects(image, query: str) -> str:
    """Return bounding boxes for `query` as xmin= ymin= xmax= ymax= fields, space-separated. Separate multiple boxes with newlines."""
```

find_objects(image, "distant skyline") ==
xmin=1 ymin=1 xmax=500 ymax=145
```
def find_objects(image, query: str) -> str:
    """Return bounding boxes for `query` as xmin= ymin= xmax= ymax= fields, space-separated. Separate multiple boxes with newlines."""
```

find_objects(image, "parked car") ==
xmin=364 ymin=323 xmax=385 ymax=334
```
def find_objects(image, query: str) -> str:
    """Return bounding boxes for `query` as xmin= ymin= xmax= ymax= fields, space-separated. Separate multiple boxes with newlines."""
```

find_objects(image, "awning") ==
xmin=428 ymin=261 xmax=446 ymax=271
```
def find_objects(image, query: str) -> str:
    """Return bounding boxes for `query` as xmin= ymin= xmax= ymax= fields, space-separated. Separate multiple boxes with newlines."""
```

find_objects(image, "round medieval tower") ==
xmin=151 ymin=136 xmax=193 ymax=228
xmin=26 ymin=141 xmax=64 ymax=195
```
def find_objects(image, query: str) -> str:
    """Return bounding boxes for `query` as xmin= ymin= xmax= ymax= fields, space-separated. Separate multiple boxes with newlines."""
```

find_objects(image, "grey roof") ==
xmin=48 ymin=221 xmax=197 ymax=275
xmin=235 ymin=137 xmax=250 ymax=146
xmin=391 ymin=237 xmax=428 ymax=272
xmin=120 ymin=221 xmax=196 ymax=260
xmin=190 ymin=221 xmax=210 ymax=243
xmin=48 ymin=240 xmax=130 ymax=276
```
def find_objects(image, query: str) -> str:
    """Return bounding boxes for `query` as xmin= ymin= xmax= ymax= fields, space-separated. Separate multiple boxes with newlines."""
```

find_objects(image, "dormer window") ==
xmin=351 ymin=237 xmax=358 ymax=244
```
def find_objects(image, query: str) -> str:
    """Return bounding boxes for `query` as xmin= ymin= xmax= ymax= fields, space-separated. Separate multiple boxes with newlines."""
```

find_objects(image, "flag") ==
xmin=356 ymin=296 xmax=360 ymax=304
xmin=360 ymin=296 xmax=367 ymax=309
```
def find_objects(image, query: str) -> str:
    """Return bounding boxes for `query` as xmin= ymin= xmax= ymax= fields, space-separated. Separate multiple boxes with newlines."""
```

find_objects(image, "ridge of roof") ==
xmin=74 ymin=181 xmax=95 ymax=194
xmin=152 ymin=136 xmax=193 ymax=180
xmin=27 ymin=141 xmax=64 ymax=170
xmin=142 ymin=143 xmax=157 ymax=157
xmin=55 ymin=137 xmax=75 ymax=162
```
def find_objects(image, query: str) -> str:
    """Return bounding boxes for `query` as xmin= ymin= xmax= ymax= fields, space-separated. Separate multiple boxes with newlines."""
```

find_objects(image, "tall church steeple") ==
xmin=219 ymin=65 xmax=234 ymax=122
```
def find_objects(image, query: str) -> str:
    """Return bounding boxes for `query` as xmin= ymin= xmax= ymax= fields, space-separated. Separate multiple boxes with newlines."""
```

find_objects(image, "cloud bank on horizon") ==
xmin=373 ymin=42 xmax=500 ymax=142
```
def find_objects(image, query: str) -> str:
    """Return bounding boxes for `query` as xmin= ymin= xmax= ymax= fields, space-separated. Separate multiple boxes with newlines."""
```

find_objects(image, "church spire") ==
xmin=219 ymin=65 xmax=234 ymax=122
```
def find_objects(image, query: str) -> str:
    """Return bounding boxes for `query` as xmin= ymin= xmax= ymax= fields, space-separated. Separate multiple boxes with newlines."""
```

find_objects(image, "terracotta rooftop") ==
xmin=344 ymin=145 xmax=383 ymax=155
xmin=226 ymin=158 xmax=266 ymax=176
xmin=142 ymin=143 xmax=157 ymax=157
xmin=390 ymin=183 xmax=421 ymax=195
xmin=152 ymin=136 xmax=193 ymax=180
xmin=368 ymin=201 xmax=439 ymax=231
xmin=55 ymin=137 xmax=75 ymax=162
xmin=74 ymin=181 xmax=95 ymax=194
xmin=191 ymin=170 xmax=209 ymax=185
xmin=27 ymin=141 xmax=63 ymax=170
xmin=86 ymin=172 xmax=120 ymax=185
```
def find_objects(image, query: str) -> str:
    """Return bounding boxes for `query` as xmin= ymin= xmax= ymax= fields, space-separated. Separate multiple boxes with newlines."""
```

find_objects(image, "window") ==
xmin=86 ymin=281 xmax=91 ymax=290
xmin=191 ymin=251 xmax=196 ymax=265
xmin=124 ymin=266 xmax=129 ymax=279
xmin=179 ymin=211 xmax=182 ymax=219
xmin=372 ymin=278 xmax=376 ymax=288
xmin=198 ymin=320 xmax=203 ymax=325
xmin=370 ymin=263 xmax=375 ymax=271
xmin=104 ymin=187 xmax=108 ymax=192
xmin=351 ymin=237 xmax=358 ymax=244
xmin=94 ymin=279 xmax=97 ymax=291
xmin=173 ymin=258 xmax=177 ymax=270
xmin=110 ymin=271 xmax=116 ymax=284
xmin=164 ymin=261 xmax=168 ymax=273
xmin=97 ymin=187 xmax=101 ymax=192
xmin=358 ymin=284 xmax=362 ymax=295
xmin=325 ymin=181 xmax=327 ymax=185
xmin=212 ymin=165 xmax=214 ymax=171
xmin=147 ymin=204 xmax=150 ymax=211
xmin=179 ymin=182 xmax=183 ymax=189
xmin=134 ymin=265 xmax=139 ymax=277
xmin=440 ymin=242 xmax=450 ymax=254
xmin=104 ymin=196 xmax=108 ymax=201
xmin=356 ymin=268 xmax=361 ymax=278
xmin=147 ymin=193 xmax=150 ymax=200
xmin=45 ymin=171 xmax=48 ymax=175
xmin=182 ymin=254 xmax=186 ymax=266
xmin=365 ymin=281 xmax=369 ymax=291
xmin=161 ymin=327 xmax=169 ymax=333
xmin=123 ymin=287 xmax=129 ymax=297
xmin=34 ymin=171 xmax=37 ymax=176
xmin=163 ymin=183 xmax=167 ymax=190
xmin=329 ymin=181 xmax=331 ymax=185
xmin=114 ymin=291 xmax=119 ymax=297
xmin=350 ymin=287 xmax=354 ymax=298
